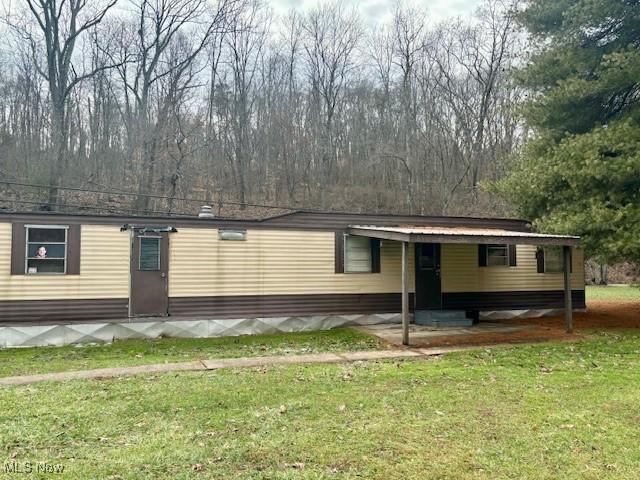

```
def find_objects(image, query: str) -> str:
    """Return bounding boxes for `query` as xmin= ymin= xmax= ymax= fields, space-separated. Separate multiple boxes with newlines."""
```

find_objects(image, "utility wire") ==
xmin=0 ymin=197 xmax=205 ymax=218
xmin=0 ymin=180 xmax=300 ymax=212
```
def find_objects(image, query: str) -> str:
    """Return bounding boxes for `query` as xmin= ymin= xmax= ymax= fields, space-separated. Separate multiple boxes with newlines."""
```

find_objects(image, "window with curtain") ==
xmin=344 ymin=235 xmax=372 ymax=273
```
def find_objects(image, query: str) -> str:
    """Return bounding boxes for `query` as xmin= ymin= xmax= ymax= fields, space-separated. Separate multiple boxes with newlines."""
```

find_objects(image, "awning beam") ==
xmin=346 ymin=227 xmax=580 ymax=247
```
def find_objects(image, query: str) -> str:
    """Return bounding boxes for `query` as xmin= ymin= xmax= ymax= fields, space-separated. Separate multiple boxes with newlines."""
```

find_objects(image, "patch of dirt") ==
xmin=509 ymin=300 xmax=640 ymax=330
xmin=406 ymin=301 xmax=640 ymax=349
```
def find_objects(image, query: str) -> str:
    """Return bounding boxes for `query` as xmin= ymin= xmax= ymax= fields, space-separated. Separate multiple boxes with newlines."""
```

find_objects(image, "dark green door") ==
xmin=415 ymin=243 xmax=442 ymax=309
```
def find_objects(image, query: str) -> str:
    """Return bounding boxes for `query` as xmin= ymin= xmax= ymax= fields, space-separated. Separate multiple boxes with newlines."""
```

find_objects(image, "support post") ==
xmin=402 ymin=241 xmax=410 ymax=345
xmin=563 ymin=245 xmax=573 ymax=333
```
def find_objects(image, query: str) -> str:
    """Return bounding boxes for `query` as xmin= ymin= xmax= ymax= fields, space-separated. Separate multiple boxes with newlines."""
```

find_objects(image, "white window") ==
xmin=25 ymin=225 xmax=68 ymax=274
xmin=486 ymin=244 xmax=509 ymax=267
xmin=544 ymin=246 xmax=563 ymax=273
xmin=344 ymin=235 xmax=372 ymax=273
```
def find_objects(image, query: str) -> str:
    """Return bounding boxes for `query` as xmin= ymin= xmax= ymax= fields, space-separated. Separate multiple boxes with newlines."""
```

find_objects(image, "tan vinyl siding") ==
xmin=0 ymin=223 xmax=130 ymax=300
xmin=169 ymin=229 xmax=414 ymax=297
xmin=441 ymin=244 xmax=585 ymax=293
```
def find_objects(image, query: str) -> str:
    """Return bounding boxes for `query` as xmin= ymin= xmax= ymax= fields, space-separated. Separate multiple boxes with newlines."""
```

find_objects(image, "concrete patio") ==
xmin=354 ymin=321 xmax=545 ymax=348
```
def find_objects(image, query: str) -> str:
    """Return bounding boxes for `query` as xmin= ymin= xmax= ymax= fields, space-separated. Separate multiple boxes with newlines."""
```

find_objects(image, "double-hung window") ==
xmin=344 ymin=235 xmax=372 ymax=273
xmin=25 ymin=225 xmax=68 ymax=274
xmin=479 ymin=244 xmax=516 ymax=267
xmin=542 ymin=246 xmax=563 ymax=273
xmin=486 ymin=244 xmax=509 ymax=267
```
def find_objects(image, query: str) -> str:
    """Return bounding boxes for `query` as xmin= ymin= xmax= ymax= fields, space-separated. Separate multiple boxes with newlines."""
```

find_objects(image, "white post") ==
xmin=402 ymin=241 xmax=410 ymax=346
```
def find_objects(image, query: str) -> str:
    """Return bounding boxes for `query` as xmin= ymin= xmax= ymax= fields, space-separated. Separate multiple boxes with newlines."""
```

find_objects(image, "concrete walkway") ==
xmin=0 ymin=347 xmax=466 ymax=387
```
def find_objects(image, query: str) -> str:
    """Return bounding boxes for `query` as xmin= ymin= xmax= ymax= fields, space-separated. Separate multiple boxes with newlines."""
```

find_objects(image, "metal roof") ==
xmin=347 ymin=225 xmax=580 ymax=246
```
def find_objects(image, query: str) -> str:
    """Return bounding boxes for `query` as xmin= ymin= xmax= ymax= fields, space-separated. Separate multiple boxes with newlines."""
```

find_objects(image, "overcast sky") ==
xmin=268 ymin=0 xmax=483 ymax=26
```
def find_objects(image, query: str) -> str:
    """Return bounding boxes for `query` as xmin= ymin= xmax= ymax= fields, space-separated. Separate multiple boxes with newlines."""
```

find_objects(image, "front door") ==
xmin=414 ymin=243 xmax=442 ymax=309
xmin=130 ymin=230 xmax=169 ymax=316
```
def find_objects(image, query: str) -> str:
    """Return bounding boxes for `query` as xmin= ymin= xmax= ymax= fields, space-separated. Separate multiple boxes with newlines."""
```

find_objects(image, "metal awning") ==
xmin=347 ymin=225 xmax=580 ymax=246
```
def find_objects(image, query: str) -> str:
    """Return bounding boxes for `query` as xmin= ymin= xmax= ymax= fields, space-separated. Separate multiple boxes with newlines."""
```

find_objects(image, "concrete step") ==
xmin=414 ymin=310 xmax=473 ymax=327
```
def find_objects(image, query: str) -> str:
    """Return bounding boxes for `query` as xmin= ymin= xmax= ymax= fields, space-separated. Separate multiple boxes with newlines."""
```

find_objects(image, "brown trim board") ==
xmin=168 ymin=293 xmax=416 ymax=318
xmin=0 ymin=298 xmax=129 ymax=324
xmin=442 ymin=290 xmax=586 ymax=311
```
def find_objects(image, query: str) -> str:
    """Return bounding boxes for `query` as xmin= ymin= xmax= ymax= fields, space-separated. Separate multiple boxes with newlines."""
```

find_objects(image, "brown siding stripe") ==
xmin=168 ymin=293 xmax=416 ymax=318
xmin=442 ymin=290 xmax=586 ymax=311
xmin=0 ymin=299 xmax=129 ymax=324
xmin=0 ymin=290 xmax=585 ymax=326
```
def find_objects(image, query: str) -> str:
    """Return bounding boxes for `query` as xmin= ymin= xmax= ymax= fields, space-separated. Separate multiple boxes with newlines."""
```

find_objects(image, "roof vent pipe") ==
xmin=198 ymin=205 xmax=215 ymax=218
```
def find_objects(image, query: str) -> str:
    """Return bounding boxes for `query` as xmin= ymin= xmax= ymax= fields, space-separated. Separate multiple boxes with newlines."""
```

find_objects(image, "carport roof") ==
xmin=346 ymin=225 xmax=580 ymax=246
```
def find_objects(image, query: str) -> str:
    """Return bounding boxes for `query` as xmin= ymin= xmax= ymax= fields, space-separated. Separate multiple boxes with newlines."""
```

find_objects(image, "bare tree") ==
xmin=115 ymin=0 xmax=239 ymax=212
xmin=0 ymin=0 xmax=522 ymax=219
xmin=302 ymin=3 xmax=361 ymax=197
xmin=8 ymin=0 xmax=119 ymax=208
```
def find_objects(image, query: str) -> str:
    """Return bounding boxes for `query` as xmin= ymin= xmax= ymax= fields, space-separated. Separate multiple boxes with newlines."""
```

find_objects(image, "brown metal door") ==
xmin=130 ymin=231 xmax=169 ymax=317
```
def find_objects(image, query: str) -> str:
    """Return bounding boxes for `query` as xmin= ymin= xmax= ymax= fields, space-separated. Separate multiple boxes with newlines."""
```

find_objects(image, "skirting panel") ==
xmin=0 ymin=313 xmax=401 ymax=348
xmin=480 ymin=308 xmax=587 ymax=320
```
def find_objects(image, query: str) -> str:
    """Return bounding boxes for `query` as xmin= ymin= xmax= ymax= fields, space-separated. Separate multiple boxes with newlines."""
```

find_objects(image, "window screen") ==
xmin=25 ymin=226 xmax=67 ymax=274
xmin=139 ymin=237 xmax=161 ymax=271
xmin=544 ymin=246 xmax=563 ymax=273
xmin=487 ymin=244 xmax=509 ymax=267
xmin=344 ymin=235 xmax=372 ymax=273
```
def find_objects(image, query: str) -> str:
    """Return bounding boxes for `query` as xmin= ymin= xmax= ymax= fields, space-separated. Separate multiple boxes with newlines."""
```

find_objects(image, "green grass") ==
xmin=586 ymin=284 xmax=640 ymax=301
xmin=0 ymin=328 xmax=383 ymax=378
xmin=1 ymin=332 xmax=640 ymax=479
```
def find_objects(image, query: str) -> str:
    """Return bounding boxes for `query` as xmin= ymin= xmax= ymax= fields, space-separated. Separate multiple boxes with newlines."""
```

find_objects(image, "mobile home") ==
xmin=0 ymin=210 xmax=584 ymax=347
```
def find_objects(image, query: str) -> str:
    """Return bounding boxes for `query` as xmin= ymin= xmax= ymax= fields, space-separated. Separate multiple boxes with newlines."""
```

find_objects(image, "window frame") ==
xmin=343 ymin=234 xmax=373 ymax=274
xmin=24 ymin=224 xmax=69 ymax=275
xmin=543 ymin=246 xmax=564 ymax=274
xmin=138 ymin=236 xmax=162 ymax=271
xmin=486 ymin=244 xmax=510 ymax=268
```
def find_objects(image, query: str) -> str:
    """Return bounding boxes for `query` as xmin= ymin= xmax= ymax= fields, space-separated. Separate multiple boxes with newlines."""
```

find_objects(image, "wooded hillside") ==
xmin=0 ymin=0 xmax=522 ymax=219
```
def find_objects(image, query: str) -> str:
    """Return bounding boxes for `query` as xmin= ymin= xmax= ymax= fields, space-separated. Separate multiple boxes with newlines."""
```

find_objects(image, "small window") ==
xmin=486 ymin=244 xmax=509 ymax=267
xmin=139 ymin=237 xmax=161 ymax=271
xmin=543 ymin=246 xmax=563 ymax=273
xmin=417 ymin=243 xmax=436 ymax=270
xmin=218 ymin=229 xmax=247 ymax=241
xmin=344 ymin=235 xmax=372 ymax=273
xmin=25 ymin=226 xmax=68 ymax=274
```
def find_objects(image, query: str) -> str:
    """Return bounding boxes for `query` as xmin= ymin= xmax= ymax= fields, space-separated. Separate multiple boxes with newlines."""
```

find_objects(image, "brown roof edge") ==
xmin=0 ymin=209 xmax=533 ymax=231
xmin=266 ymin=209 xmax=533 ymax=225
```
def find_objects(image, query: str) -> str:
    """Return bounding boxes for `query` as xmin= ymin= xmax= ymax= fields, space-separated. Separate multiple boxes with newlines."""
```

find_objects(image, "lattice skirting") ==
xmin=480 ymin=308 xmax=586 ymax=320
xmin=0 ymin=313 xmax=401 ymax=348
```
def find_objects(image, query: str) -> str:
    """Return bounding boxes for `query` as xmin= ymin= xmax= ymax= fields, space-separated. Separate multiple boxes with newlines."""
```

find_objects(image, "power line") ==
xmin=0 ymin=180 xmax=300 ymax=212
xmin=0 ymin=197 xmax=202 ymax=218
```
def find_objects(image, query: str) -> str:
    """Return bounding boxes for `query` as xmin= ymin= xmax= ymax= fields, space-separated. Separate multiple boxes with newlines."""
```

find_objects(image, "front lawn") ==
xmin=0 ymin=328 xmax=383 ymax=378
xmin=1 ymin=331 xmax=640 ymax=479
xmin=586 ymin=284 xmax=640 ymax=301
